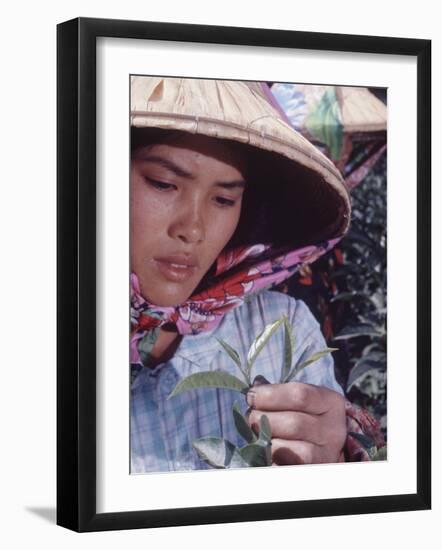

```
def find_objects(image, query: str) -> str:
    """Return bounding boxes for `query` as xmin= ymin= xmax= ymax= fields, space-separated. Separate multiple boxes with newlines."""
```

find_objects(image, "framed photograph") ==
xmin=57 ymin=17 xmax=431 ymax=532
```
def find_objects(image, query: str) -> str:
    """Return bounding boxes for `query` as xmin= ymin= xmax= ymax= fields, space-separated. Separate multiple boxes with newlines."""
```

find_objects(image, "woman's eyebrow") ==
xmin=138 ymin=154 xmax=246 ymax=188
xmin=139 ymin=155 xmax=193 ymax=178
xmin=215 ymin=181 xmax=246 ymax=190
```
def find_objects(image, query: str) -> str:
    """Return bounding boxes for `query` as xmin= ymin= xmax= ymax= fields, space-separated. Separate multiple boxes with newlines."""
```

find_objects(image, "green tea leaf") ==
xmin=347 ymin=358 xmax=386 ymax=392
xmin=286 ymin=348 xmax=338 ymax=381
xmin=168 ymin=371 xmax=249 ymax=399
xmin=237 ymin=414 xmax=273 ymax=467
xmin=281 ymin=316 xmax=295 ymax=383
xmin=258 ymin=414 xmax=272 ymax=445
xmin=371 ymin=446 xmax=387 ymax=461
xmin=247 ymin=318 xmax=284 ymax=373
xmin=229 ymin=449 xmax=252 ymax=469
xmin=239 ymin=443 xmax=271 ymax=467
xmin=297 ymin=348 xmax=338 ymax=370
xmin=217 ymin=338 xmax=250 ymax=384
xmin=232 ymin=402 xmax=257 ymax=444
xmin=193 ymin=437 xmax=239 ymax=469
xmin=265 ymin=444 xmax=272 ymax=466
xmin=361 ymin=349 xmax=387 ymax=362
xmin=334 ymin=324 xmax=383 ymax=341
xmin=216 ymin=338 xmax=241 ymax=367
xmin=361 ymin=343 xmax=382 ymax=356
xmin=330 ymin=291 xmax=371 ymax=303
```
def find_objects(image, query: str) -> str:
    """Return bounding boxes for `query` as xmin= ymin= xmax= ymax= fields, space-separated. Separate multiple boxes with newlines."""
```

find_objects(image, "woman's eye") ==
xmin=145 ymin=178 xmax=176 ymax=191
xmin=215 ymin=196 xmax=236 ymax=207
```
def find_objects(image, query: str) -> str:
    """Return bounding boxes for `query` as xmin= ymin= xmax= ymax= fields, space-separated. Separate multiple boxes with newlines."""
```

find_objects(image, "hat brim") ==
xmin=130 ymin=77 xmax=351 ymax=244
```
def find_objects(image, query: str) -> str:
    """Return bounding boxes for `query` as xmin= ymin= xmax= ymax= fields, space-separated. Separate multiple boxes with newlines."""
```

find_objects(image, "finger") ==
xmin=272 ymin=438 xmax=343 ymax=465
xmin=271 ymin=439 xmax=319 ymax=465
xmin=248 ymin=409 xmax=324 ymax=445
xmin=246 ymin=382 xmax=341 ymax=415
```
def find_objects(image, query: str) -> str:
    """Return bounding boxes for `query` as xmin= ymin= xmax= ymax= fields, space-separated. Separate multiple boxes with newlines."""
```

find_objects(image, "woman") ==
xmin=130 ymin=77 xmax=382 ymax=473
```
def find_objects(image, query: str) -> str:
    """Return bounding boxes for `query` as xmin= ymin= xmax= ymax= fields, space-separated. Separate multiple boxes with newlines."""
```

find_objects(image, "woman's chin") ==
xmin=135 ymin=267 xmax=202 ymax=307
xmin=140 ymin=284 xmax=195 ymax=308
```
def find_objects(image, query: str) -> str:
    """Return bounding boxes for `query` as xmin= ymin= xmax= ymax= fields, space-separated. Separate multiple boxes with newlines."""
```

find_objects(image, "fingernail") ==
xmin=252 ymin=375 xmax=270 ymax=387
xmin=246 ymin=389 xmax=256 ymax=408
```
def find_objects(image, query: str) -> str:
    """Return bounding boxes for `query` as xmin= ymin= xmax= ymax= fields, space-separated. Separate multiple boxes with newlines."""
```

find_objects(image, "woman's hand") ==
xmin=246 ymin=382 xmax=347 ymax=465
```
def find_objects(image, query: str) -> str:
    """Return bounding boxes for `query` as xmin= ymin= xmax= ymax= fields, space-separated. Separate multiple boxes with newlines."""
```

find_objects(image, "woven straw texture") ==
xmin=131 ymin=76 xmax=351 ymax=241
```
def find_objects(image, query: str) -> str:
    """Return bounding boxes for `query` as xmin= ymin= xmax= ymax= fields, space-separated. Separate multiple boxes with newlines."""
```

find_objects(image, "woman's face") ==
xmin=131 ymin=133 xmax=247 ymax=306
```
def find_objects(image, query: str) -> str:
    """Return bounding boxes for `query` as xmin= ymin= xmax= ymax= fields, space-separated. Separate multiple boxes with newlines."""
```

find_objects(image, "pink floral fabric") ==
xmin=130 ymin=239 xmax=339 ymax=365
xmin=345 ymin=400 xmax=386 ymax=460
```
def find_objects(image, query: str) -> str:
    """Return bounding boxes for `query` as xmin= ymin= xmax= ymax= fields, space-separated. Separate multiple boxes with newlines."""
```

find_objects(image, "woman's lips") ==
xmin=154 ymin=256 xmax=198 ymax=283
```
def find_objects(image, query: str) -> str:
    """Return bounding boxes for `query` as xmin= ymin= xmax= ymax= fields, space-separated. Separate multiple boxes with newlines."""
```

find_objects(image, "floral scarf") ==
xmin=130 ymin=239 xmax=339 ymax=366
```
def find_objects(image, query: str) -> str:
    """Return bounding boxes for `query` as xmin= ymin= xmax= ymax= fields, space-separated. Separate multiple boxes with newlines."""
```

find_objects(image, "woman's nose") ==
xmin=168 ymin=203 xmax=205 ymax=244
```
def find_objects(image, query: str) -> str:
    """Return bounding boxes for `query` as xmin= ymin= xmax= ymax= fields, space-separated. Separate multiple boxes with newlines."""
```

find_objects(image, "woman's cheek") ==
xmin=139 ymin=188 xmax=175 ymax=220
xmin=131 ymin=192 xmax=170 ymax=248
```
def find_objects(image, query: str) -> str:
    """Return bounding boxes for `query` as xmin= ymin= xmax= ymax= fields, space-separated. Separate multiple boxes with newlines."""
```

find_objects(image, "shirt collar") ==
xmin=173 ymin=323 xmax=221 ymax=360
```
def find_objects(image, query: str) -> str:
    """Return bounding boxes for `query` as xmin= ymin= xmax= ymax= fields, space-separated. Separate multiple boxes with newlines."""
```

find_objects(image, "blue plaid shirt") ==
xmin=130 ymin=290 xmax=343 ymax=473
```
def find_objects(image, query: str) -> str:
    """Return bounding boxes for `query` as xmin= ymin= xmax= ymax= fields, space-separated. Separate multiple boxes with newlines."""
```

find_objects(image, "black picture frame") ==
xmin=57 ymin=17 xmax=431 ymax=532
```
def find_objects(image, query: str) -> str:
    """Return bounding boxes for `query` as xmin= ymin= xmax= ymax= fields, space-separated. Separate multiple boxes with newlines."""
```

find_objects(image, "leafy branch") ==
xmin=168 ymin=315 xmax=337 ymax=468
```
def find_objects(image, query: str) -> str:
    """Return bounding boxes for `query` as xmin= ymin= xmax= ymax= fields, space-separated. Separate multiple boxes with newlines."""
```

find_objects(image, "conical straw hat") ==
xmin=130 ymin=76 xmax=351 ymax=245
xmin=337 ymin=86 xmax=387 ymax=133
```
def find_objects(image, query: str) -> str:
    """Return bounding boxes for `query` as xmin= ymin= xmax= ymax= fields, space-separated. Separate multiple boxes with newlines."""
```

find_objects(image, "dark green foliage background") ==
xmin=331 ymin=153 xmax=387 ymax=439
